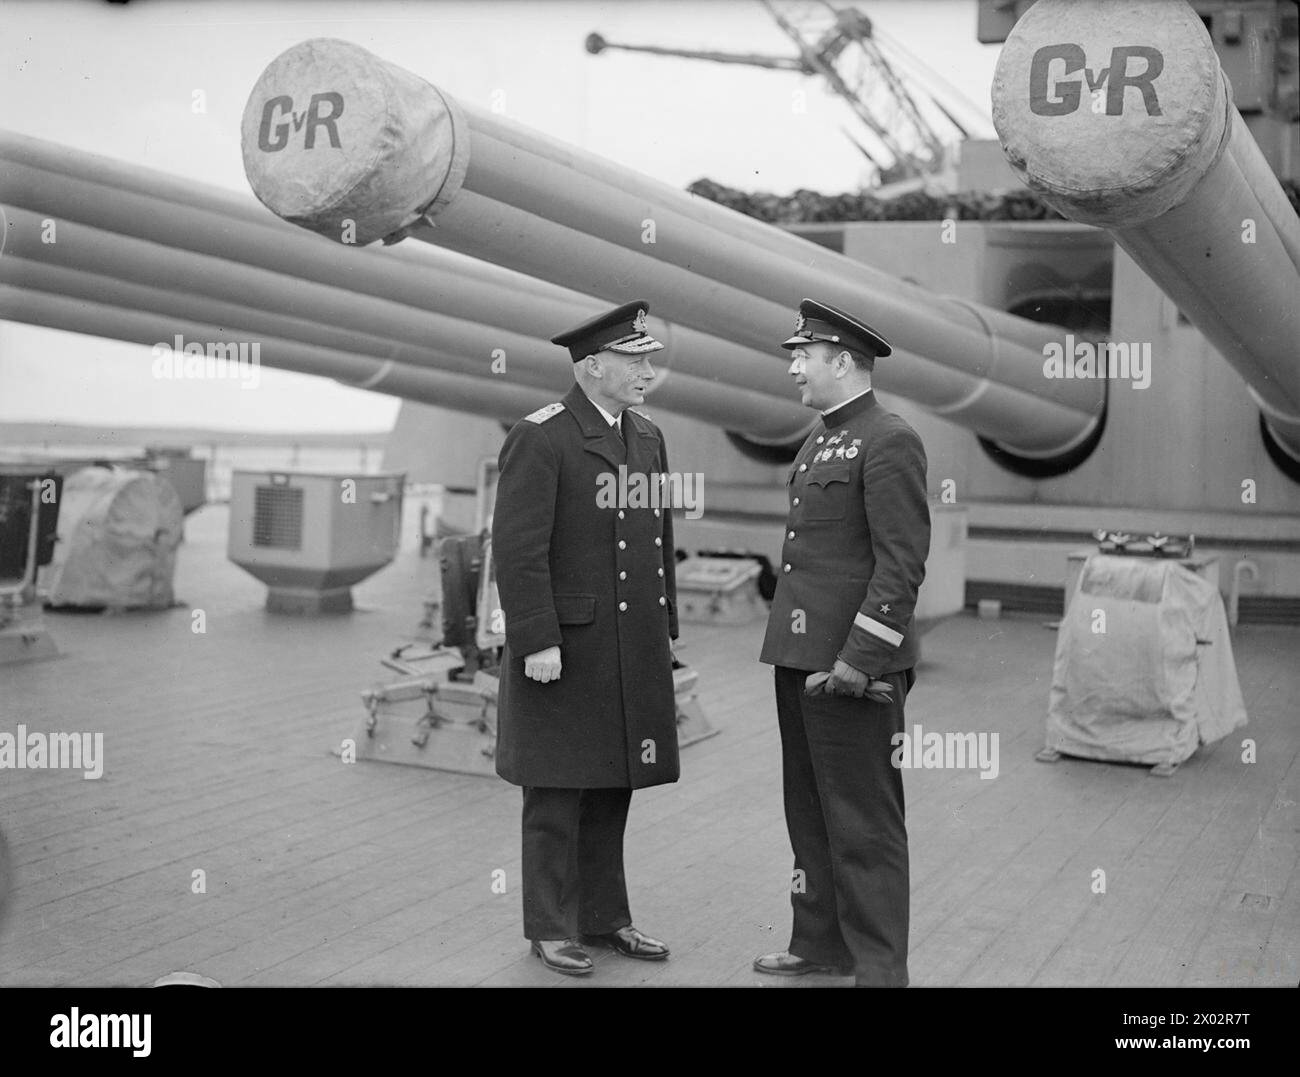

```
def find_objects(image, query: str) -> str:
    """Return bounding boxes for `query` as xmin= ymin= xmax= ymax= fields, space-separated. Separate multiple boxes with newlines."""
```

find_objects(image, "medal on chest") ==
xmin=814 ymin=430 xmax=850 ymax=464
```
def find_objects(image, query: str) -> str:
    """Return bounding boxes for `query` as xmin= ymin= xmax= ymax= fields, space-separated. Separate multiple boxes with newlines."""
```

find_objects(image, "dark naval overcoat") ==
xmin=492 ymin=383 xmax=680 ymax=789
xmin=759 ymin=389 xmax=930 ymax=674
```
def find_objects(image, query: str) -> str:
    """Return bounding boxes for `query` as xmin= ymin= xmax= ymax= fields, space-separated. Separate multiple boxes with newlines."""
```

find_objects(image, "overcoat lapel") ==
xmin=563 ymin=384 xmax=625 ymax=469
xmin=624 ymin=410 xmax=661 ymax=476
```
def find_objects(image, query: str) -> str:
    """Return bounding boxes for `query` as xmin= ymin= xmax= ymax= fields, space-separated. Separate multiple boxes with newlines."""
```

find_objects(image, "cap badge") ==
xmin=632 ymin=308 xmax=648 ymax=334
xmin=794 ymin=310 xmax=806 ymax=334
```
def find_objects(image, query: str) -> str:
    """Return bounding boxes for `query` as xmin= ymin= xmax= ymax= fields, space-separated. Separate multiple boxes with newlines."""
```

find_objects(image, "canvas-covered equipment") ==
xmin=44 ymin=467 xmax=183 ymax=610
xmin=241 ymin=37 xmax=470 ymax=247
xmin=1046 ymin=554 xmax=1247 ymax=766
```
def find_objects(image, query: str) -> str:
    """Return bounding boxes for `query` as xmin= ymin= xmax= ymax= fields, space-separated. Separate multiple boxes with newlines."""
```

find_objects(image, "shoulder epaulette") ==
xmin=523 ymin=402 xmax=565 ymax=424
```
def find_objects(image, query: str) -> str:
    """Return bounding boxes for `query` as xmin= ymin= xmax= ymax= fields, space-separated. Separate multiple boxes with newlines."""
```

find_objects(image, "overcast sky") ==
xmin=0 ymin=0 xmax=1002 ymax=432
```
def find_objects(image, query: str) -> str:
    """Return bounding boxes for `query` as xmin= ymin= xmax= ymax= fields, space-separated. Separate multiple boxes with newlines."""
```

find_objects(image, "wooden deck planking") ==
xmin=1029 ymin=639 xmax=1295 ymax=986
xmin=1107 ymin=742 xmax=1295 ymax=985
xmin=4 ymin=773 xmax=504 ymax=978
xmin=64 ymin=774 xmax=515 ymax=984
xmin=986 ymin=760 xmax=1197 ymax=985
xmin=1180 ymin=745 xmax=1300 ymax=984
xmin=1260 ymin=829 xmax=1300 ymax=985
xmin=1032 ymin=756 xmax=1245 ymax=986
xmin=1099 ymin=623 xmax=1298 ymax=987
xmin=2 ymin=503 xmax=1298 ymax=986
xmin=7 ymin=759 xmax=454 ymax=920
xmin=313 ymin=714 xmax=789 ymax=986
xmin=903 ymin=618 xmax=1131 ymax=978
xmin=100 ymin=666 xmax=783 ymax=986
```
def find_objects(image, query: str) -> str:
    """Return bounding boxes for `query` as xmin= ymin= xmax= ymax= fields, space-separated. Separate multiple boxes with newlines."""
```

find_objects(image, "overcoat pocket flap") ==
xmin=808 ymin=464 xmax=851 ymax=487
xmin=553 ymin=593 xmax=596 ymax=625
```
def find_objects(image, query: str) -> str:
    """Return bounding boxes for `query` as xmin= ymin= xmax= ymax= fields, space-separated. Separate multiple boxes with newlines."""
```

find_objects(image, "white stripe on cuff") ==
xmin=854 ymin=612 xmax=903 ymax=647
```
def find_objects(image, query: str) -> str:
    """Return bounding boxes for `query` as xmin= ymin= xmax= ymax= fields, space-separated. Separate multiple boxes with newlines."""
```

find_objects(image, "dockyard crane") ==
xmin=585 ymin=0 xmax=983 ymax=186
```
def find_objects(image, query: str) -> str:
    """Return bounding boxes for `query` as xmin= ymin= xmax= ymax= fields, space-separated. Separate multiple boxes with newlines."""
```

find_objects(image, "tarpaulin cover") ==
xmin=1046 ymin=554 xmax=1247 ymax=766
xmin=992 ymin=0 xmax=1227 ymax=226
xmin=43 ymin=467 xmax=183 ymax=610
xmin=242 ymin=37 xmax=469 ymax=246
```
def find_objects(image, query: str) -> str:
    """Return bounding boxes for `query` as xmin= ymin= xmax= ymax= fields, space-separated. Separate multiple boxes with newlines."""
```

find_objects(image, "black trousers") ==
xmin=774 ymin=665 xmax=912 ymax=987
xmin=520 ymin=786 xmax=633 ymax=941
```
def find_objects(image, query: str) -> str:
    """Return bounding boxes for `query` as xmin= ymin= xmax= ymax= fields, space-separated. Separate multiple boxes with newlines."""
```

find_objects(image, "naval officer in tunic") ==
xmin=491 ymin=300 xmax=679 ymax=976
xmin=754 ymin=298 xmax=930 ymax=987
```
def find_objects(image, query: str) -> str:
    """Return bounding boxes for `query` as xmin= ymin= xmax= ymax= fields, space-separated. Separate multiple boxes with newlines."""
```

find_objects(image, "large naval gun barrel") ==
xmin=0 ymin=131 xmax=804 ymax=440
xmin=992 ymin=0 xmax=1300 ymax=469
xmin=240 ymin=38 xmax=1107 ymax=469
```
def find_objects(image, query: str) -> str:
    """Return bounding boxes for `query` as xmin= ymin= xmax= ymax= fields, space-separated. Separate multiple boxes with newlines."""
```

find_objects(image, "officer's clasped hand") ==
xmin=805 ymin=664 xmax=894 ymax=703
xmin=524 ymin=645 xmax=562 ymax=683
xmin=827 ymin=658 xmax=869 ymax=697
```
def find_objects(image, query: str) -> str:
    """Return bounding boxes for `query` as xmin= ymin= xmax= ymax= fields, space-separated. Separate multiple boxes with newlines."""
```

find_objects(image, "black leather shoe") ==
xmin=752 ymin=950 xmax=853 ymax=976
xmin=581 ymin=925 xmax=670 ymax=961
xmin=530 ymin=938 xmax=594 ymax=975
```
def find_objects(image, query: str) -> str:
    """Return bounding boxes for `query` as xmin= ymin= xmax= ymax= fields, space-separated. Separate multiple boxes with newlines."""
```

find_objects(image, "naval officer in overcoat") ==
xmin=491 ymin=300 xmax=679 ymax=976
xmin=754 ymin=299 xmax=930 ymax=988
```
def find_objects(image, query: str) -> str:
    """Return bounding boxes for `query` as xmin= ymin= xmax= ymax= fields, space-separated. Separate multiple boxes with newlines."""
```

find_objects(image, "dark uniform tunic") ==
xmin=493 ymin=381 xmax=680 ymax=790
xmin=760 ymin=389 xmax=929 ymax=674
xmin=759 ymin=388 xmax=930 ymax=986
xmin=492 ymin=383 xmax=681 ymax=941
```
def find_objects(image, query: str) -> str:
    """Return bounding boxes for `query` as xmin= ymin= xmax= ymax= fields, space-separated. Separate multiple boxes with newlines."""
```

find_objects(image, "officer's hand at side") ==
xmin=524 ymin=646 xmax=562 ymax=683
xmin=863 ymin=678 xmax=895 ymax=704
xmin=826 ymin=659 xmax=869 ymax=697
